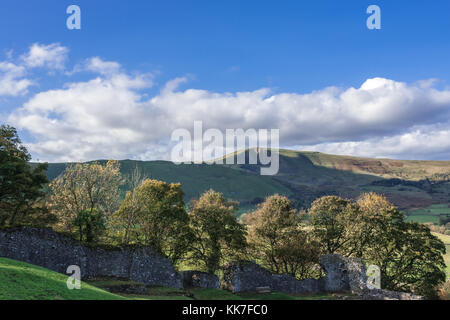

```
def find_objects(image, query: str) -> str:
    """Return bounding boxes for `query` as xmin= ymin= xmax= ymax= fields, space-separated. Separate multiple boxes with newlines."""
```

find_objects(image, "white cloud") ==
xmin=7 ymin=55 xmax=450 ymax=162
xmin=300 ymin=126 xmax=450 ymax=160
xmin=0 ymin=43 xmax=71 ymax=96
xmin=68 ymin=57 xmax=122 ymax=76
xmin=21 ymin=43 xmax=68 ymax=70
xmin=85 ymin=57 xmax=121 ymax=75
xmin=0 ymin=62 xmax=33 ymax=96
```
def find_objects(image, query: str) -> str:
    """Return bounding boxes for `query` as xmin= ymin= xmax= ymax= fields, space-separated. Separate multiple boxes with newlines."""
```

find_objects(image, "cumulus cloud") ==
xmin=0 ymin=62 xmax=33 ymax=96
xmin=68 ymin=57 xmax=122 ymax=76
xmin=0 ymin=43 xmax=70 ymax=97
xmin=7 ymin=55 xmax=450 ymax=162
xmin=21 ymin=43 xmax=68 ymax=70
xmin=300 ymin=126 xmax=450 ymax=160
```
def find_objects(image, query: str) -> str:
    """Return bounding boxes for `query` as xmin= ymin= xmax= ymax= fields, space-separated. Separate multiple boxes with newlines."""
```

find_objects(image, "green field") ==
xmin=407 ymin=204 xmax=450 ymax=224
xmin=433 ymin=233 xmax=450 ymax=279
xmin=0 ymin=258 xmax=124 ymax=300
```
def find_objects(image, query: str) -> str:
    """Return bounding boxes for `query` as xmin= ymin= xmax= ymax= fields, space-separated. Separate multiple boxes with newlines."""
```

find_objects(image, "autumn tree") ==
xmin=308 ymin=195 xmax=360 ymax=255
xmin=356 ymin=193 xmax=446 ymax=298
xmin=48 ymin=160 xmax=122 ymax=233
xmin=111 ymin=179 xmax=191 ymax=265
xmin=0 ymin=125 xmax=54 ymax=227
xmin=245 ymin=194 xmax=320 ymax=279
xmin=188 ymin=190 xmax=247 ymax=274
xmin=309 ymin=193 xmax=446 ymax=297
xmin=114 ymin=164 xmax=146 ymax=244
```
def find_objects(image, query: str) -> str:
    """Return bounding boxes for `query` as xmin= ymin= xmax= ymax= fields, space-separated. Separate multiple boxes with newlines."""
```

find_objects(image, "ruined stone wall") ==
xmin=221 ymin=261 xmax=273 ymax=293
xmin=221 ymin=254 xmax=366 ymax=295
xmin=0 ymin=227 xmax=182 ymax=289
xmin=220 ymin=254 xmax=423 ymax=300
xmin=0 ymin=228 xmax=425 ymax=299
xmin=180 ymin=271 xmax=219 ymax=289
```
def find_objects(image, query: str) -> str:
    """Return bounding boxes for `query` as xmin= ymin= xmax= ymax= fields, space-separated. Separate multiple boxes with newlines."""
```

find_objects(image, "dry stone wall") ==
xmin=180 ymin=270 xmax=219 ymax=289
xmin=0 ymin=227 xmax=425 ymax=299
xmin=220 ymin=255 xmax=423 ymax=300
xmin=0 ymin=227 xmax=182 ymax=289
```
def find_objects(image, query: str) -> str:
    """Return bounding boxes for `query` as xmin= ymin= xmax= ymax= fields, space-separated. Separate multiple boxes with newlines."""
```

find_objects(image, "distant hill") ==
xmin=41 ymin=149 xmax=450 ymax=222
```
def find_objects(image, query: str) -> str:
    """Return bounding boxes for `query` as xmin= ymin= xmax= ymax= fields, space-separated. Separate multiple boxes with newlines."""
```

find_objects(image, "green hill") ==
xmin=43 ymin=160 xmax=293 ymax=209
xmin=0 ymin=258 xmax=343 ymax=300
xmin=41 ymin=149 xmax=450 ymax=222
xmin=0 ymin=258 xmax=124 ymax=300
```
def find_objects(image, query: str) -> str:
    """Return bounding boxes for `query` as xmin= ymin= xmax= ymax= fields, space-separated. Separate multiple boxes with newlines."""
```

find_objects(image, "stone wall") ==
xmin=0 ymin=227 xmax=182 ymax=289
xmin=180 ymin=271 xmax=219 ymax=289
xmin=220 ymin=254 xmax=423 ymax=300
xmin=320 ymin=254 xmax=367 ymax=294
xmin=271 ymin=275 xmax=323 ymax=294
xmin=221 ymin=261 xmax=273 ymax=293
xmin=221 ymin=255 xmax=367 ymax=295
xmin=0 ymin=227 xmax=426 ymax=299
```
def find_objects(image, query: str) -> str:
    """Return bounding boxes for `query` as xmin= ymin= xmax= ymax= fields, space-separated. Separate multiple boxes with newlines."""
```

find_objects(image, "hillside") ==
xmin=41 ymin=149 xmax=450 ymax=222
xmin=433 ymin=233 xmax=450 ymax=279
xmin=0 ymin=258 xmax=124 ymax=300
xmin=44 ymin=160 xmax=293 ymax=210
xmin=0 ymin=258 xmax=342 ymax=300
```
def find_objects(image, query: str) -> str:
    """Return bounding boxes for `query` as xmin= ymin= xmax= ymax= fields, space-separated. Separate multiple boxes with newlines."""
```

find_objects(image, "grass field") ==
xmin=407 ymin=204 xmax=450 ymax=224
xmin=114 ymin=288 xmax=340 ymax=301
xmin=433 ymin=233 xmax=450 ymax=279
xmin=0 ymin=258 xmax=124 ymax=300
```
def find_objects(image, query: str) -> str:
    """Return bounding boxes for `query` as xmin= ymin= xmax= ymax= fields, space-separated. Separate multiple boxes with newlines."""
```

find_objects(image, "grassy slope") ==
xmin=42 ymin=149 xmax=450 ymax=220
xmin=44 ymin=160 xmax=292 ymax=203
xmin=225 ymin=150 xmax=450 ymax=218
xmin=433 ymin=233 xmax=450 ymax=279
xmin=301 ymin=150 xmax=450 ymax=180
xmin=0 ymin=258 xmax=124 ymax=300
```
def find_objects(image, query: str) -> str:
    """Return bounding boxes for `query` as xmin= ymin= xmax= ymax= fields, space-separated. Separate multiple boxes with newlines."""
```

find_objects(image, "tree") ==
xmin=48 ymin=160 xmax=122 ymax=233
xmin=356 ymin=193 xmax=446 ymax=298
xmin=115 ymin=164 xmax=146 ymax=244
xmin=73 ymin=208 xmax=106 ymax=244
xmin=308 ymin=195 xmax=359 ymax=255
xmin=309 ymin=193 xmax=446 ymax=298
xmin=111 ymin=179 xmax=191 ymax=265
xmin=0 ymin=124 xmax=54 ymax=227
xmin=188 ymin=190 xmax=247 ymax=274
xmin=245 ymin=194 xmax=320 ymax=279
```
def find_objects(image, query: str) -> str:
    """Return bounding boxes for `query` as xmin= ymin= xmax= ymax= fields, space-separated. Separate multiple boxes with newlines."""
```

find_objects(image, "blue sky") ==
xmin=2 ymin=0 xmax=450 ymax=93
xmin=1 ymin=1 xmax=450 ymax=162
